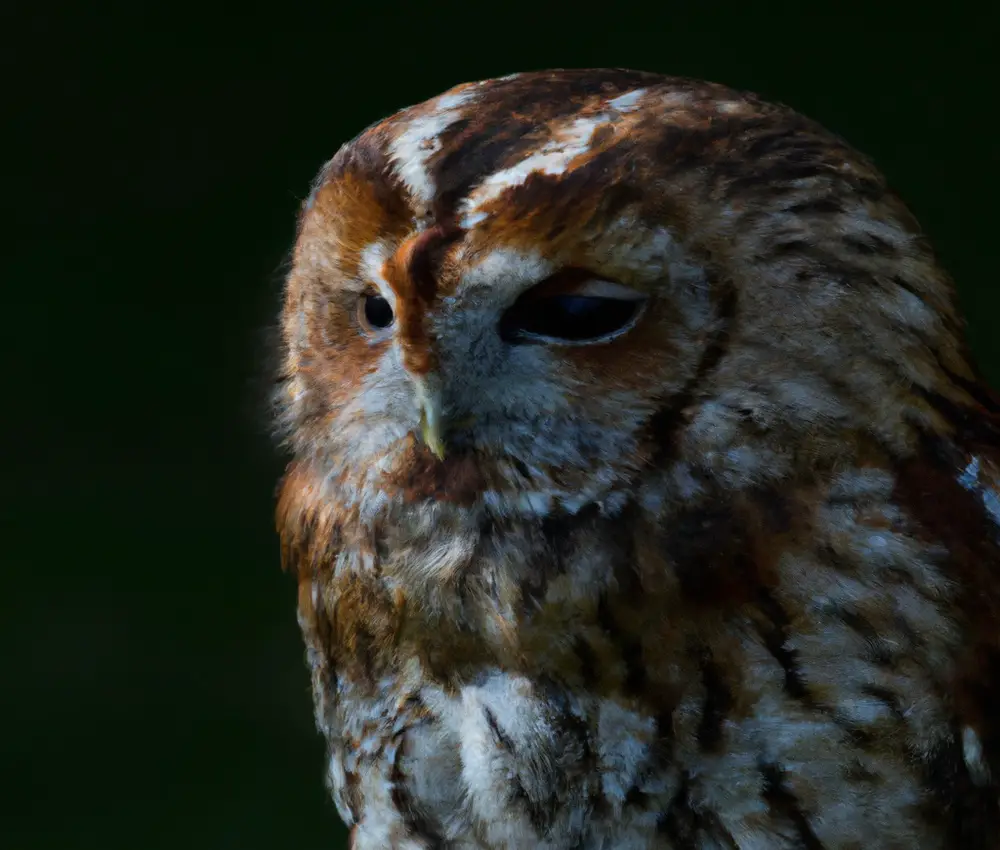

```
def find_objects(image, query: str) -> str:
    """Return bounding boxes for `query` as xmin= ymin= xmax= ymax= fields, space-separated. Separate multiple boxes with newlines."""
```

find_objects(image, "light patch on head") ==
xmin=436 ymin=91 xmax=471 ymax=111
xmin=358 ymin=240 xmax=396 ymax=306
xmin=608 ymin=88 xmax=647 ymax=113
xmin=458 ymin=112 xmax=614 ymax=229
xmin=456 ymin=246 xmax=555 ymax=302
xmin=660 ymin=90 xmax=693 ymax=110
xmin=389 ymin=87 xmax=478 ymax=210
xmin=589 ymin=215 xmax=695 ymax=283
xmin=461 ymin=210 xmax=488 ymax=228
xmin=714 ymin=100 xmax=743 ymax=114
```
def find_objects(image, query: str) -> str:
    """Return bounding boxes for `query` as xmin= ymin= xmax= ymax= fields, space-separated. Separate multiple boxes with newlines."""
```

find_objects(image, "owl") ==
xmin=274 ymin=69 xmax=1000 ymax=848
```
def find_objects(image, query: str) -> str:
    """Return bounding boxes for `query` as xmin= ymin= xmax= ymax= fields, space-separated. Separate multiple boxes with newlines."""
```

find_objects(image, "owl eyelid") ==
xmin=514 ymin=268 xmax=646 ymax=305
xmin=565 ymin=279 xmax=647 ymax=302
xmin=499 ymin=277 xmax=648 ymax=345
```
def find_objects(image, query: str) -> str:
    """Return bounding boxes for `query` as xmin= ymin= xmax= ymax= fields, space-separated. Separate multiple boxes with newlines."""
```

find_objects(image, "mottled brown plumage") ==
xmin=274 ymin=69 xmax=1000 ymax=848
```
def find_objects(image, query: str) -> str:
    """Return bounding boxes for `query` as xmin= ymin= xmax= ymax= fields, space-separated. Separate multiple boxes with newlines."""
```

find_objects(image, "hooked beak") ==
xmin=413 ymin=374 xmax=446 ymax=460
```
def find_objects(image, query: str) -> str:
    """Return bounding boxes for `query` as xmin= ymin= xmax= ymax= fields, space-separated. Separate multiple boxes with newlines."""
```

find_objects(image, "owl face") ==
xmin=278 ymin=69 xmax=961 ymax=526
xmin=276 ymin=71 xmax=998 ymax=848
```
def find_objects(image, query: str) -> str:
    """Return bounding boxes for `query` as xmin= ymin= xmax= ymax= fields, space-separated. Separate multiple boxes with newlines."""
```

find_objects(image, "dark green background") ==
xmin=5 ymin=7 xmax=996 ymax=849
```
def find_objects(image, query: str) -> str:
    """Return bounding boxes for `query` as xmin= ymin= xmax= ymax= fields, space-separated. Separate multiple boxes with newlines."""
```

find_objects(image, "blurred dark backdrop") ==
xmin=4 ymin=6 xmax=996 ymax=849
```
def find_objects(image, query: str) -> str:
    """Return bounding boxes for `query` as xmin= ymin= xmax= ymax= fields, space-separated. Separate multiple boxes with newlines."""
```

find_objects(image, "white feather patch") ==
xmin=608 ymin=88 xmax=647 ymax=113
xmin=458 ymin=113 xmax=613 ymax=228
xmin=358 ymin=240 xmax=396 ymax=305
xmin=389 ymin=88 xmax=478 ymax=209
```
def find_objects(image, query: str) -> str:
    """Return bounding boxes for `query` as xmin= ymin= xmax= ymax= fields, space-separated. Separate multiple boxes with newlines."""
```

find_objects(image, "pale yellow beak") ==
xmin=413 ymin=375 xmax=446 ymax=460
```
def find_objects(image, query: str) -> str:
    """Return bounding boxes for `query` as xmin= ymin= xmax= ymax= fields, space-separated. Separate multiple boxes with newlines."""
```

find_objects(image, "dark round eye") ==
xmin=499 ymin=294 xmax=642 ymax=343
xmin=360 ymin=293 xmax=394 ymax=331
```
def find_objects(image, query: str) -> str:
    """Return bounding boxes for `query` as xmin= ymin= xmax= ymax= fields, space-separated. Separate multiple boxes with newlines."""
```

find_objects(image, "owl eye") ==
xmin=359 ymin=292 xmax=394 ymax=332
xmin=499 ymin=278 xmax=646 ymax=344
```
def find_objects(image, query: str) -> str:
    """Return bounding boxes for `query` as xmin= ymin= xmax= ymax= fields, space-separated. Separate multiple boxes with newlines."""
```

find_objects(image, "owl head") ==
xmin=276 ymin=69 xmax=972 ymax=529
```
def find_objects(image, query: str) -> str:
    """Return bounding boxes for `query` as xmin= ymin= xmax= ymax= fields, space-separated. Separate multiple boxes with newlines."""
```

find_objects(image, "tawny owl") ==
xmin=274 ymin=69 xmax=1000 ymax=848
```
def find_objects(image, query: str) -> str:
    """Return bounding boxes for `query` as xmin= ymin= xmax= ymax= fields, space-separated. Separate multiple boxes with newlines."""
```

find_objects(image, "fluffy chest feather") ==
xmin=290 ymin=456 xmax=989 ymax=849
xmin=275 ymin=68 xmax=1000 ymax=848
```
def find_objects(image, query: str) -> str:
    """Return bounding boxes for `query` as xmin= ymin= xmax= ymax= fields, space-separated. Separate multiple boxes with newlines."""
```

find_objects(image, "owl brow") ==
xmin=400 ymin=222 xmax=464 ymax=303
xmin=514 ymin=267 xmax=612 ymax=302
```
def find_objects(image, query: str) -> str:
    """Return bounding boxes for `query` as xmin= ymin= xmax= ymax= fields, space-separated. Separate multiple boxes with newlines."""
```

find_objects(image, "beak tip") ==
xmin=421 ymin=421 xmax=447 ymax=461
xmin=414 ymin=374 xmax=447 ymax=460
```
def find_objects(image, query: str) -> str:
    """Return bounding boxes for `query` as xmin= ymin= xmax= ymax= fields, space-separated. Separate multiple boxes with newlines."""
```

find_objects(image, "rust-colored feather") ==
xmin=274 ymin=69 xmax=1000 ymax=848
